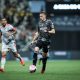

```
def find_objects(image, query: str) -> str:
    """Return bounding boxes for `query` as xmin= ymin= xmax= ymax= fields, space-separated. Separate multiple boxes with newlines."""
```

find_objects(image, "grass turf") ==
xmin=0 ymin=60 xmax=80 ymax=80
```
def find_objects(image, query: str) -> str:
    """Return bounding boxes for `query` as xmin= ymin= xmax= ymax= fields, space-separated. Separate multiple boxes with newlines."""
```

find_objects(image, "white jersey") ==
xmin=0 ymin=24 xmax=17 ymax=52
xmin=0 ymin=24 xmax=15 ymax=44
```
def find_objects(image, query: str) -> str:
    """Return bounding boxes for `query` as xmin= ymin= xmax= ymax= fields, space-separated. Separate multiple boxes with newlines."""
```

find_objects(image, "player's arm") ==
xmin=32 ymin=32 xmax=39 ymax=44
xmin=48 ymin=20 xmax=55 ymax=34
xmin=48 ymin=28 xmax=55 ymax=34
xmin=31 ymin=25 xmax=39 ymax=44
xmin=10 ymin=27 xmax=17 ymax=35
xmin=7 ymin=27 xmax=17 ymax=36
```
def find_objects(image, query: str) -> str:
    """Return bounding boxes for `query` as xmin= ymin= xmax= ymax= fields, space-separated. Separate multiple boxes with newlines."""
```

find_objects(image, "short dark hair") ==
xmin=40 ymin=11 xmax=46 ymax=15
xmin=0 ymin=16 xmax=6 ymax=20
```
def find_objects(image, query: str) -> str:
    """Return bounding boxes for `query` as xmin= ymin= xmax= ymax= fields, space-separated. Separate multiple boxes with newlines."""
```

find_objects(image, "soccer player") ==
xmin=0 ymin=17 xmax=25 ymax=72
xmin=31 ymin=11 xmax=55 ymax=73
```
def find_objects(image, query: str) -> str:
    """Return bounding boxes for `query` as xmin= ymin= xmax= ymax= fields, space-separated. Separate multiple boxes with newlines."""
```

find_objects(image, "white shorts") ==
xmin=2 ymin=42 xmax=17 ymax=52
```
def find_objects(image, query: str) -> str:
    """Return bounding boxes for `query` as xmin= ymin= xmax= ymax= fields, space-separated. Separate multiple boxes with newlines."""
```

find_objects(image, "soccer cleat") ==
xmin=0 ymin=68 xmax=4 ymax=72
xmin=20 ymin=59 xmax=25 ymax=66
xmin=41 ymin=69 xmax=45 ymax=74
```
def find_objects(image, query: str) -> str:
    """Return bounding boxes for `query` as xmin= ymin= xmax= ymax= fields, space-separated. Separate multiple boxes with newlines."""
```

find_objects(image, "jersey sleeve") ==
xmin=8 ymin=24 xmax=16 ymax=31
xmin=48 ymin=19 xmax=54 ymax=29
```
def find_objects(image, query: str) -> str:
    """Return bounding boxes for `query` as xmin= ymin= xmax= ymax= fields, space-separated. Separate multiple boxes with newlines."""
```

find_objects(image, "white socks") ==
xmin=1 ymin=57 xmax=6 ymax=69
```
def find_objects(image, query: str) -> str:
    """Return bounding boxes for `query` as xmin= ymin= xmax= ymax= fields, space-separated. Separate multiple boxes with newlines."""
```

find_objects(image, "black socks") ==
xmin=33 ymin=53 xmax=37 ymax=66
xmin=42 ymin=57 xmax=48 ymax=71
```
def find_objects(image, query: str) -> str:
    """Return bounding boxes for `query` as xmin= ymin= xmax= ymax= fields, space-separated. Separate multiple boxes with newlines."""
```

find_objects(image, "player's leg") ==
xmin=41 ymin=49 xmax=48 ymax=74
xmin=12 ymin=52 xmax=25 ymax=66
xmin=0 ymin=51 xmax=7 ymax=72
xmin=41 ymin=53 xmax=47 ymax=73
xmin=0 ymin=43 xmax=8 ymax=72
xmin=33 ymin=47 xmax=39 ymax=66
xmin=10 ymin=42 xmax=25 ymax=66
xmin=32 ymin=40 xmax=42 ymax=66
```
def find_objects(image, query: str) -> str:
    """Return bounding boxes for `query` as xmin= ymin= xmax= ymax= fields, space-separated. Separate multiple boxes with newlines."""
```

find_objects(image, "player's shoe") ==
xmin=20 ymin=59 xmax=25 ymax=66
xmin=41 ymin=69 xmax=45 ymax=74
xmin=0 ymin=68 xmax=4 ymax=72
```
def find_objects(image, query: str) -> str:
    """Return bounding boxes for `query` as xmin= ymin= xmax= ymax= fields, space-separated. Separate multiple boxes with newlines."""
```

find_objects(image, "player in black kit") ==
xmin=31 ymin=11 xmax=55 ymax=74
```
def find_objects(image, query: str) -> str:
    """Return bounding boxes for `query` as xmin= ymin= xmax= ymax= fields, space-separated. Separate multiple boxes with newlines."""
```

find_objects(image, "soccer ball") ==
xmin=29 ymin=65 xmax=37 ymax=73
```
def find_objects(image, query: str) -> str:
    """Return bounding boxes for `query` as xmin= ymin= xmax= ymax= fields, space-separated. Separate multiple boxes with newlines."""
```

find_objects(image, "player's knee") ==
xmin=42 ymin=49 xmax=48 ymax=57
xmin=2 ymin=53 xmax=6 ymax=58
xmin=34 ymin=47 xmax=39 ymax=53
xmin=42 ymin=53 xmax=47 ymax=58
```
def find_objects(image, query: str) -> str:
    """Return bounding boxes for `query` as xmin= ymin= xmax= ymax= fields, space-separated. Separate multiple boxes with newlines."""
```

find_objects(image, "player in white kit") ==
xmin=0 ymin=17 xmax=25 ymax=72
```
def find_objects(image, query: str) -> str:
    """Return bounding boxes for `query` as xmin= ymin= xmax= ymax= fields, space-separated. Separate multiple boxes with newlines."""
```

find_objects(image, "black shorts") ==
xmin=36 ymin=40 xmax=50 ymax=53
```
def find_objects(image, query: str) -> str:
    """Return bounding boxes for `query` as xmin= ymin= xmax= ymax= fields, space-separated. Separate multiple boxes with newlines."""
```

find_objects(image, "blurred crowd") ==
xmin=0 ymin=0 xmax=37 ymax=51
xmin=52 ymin=15 xmax=80 ymax=27
xmin=2 ymin=0 xmax=36 ymax=29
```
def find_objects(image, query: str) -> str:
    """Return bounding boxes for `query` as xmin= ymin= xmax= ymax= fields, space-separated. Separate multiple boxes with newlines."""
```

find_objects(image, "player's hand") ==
xmin=31 ymin=41 xmax=35 ymax=44
xmin=6 ymin=32 xmax=11 ymax=37
xmin=31 ymin=40 xmax=37 ymax=44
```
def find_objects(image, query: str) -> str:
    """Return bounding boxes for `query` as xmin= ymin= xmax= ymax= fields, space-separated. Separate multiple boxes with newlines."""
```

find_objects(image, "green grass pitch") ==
xmin=0 ymin=60 xmax=80 ymax=80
